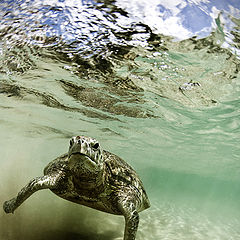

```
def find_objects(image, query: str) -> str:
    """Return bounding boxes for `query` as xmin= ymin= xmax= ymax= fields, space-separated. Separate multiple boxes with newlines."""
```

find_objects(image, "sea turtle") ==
xmin=3 ymin=135 xmax=150 ymax=240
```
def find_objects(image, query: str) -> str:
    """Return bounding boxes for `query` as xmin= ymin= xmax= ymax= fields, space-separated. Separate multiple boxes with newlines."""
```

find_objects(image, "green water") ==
xmin=0 ymin=1 xmax=240 ymax=240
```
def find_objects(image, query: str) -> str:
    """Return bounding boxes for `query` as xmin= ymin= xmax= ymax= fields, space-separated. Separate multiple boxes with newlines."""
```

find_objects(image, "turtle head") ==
xmin=68 ymin=136 xmax=103 ymax=173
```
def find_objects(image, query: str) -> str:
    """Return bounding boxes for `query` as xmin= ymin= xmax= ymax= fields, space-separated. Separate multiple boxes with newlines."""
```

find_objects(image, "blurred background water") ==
xmin=0 ymin=0 xmax=240 ymax=239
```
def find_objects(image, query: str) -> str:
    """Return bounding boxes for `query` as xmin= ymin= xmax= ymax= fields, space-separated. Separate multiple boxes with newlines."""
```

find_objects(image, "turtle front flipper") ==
xmin=118 ymin=197 xmax=140 ymax=240
xmin=3 ymin=174 xmax=60 ymax=214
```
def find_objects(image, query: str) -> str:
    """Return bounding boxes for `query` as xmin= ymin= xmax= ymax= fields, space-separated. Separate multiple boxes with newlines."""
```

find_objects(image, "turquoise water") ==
xmin=0 ymin=1 xmax=240 ymax=239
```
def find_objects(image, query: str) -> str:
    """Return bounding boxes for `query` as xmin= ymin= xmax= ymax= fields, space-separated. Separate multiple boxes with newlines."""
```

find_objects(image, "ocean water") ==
xmin=0 ymin=0 xmax=240 ymax=239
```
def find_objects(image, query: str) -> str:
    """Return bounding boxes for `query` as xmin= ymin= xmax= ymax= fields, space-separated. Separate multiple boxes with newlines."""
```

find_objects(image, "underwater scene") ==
xmin=0 ymin=0 xmax=240 ymax=239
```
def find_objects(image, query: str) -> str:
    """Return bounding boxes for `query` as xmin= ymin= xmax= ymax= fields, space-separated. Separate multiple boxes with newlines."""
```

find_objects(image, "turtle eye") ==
xmin=69 ymin=139 xmax=74 ymax=147
xmin=92 ymin=142 xmax=99 ymax=150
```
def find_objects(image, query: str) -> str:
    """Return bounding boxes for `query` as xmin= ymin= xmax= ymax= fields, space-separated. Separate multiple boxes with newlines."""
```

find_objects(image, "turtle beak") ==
xmin=68 ymin=137 xmax=80 ymax=158
xmin=67 ymin=137 xmax=97 ymax=165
